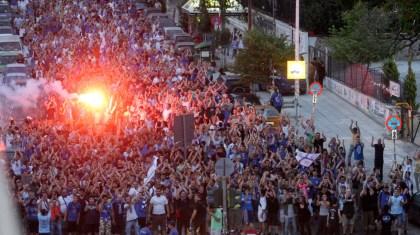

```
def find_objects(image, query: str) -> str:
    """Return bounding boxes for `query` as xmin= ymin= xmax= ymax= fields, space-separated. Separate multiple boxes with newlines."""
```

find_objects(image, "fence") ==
xmin=309 ymin=46 xmax=396 ymax=105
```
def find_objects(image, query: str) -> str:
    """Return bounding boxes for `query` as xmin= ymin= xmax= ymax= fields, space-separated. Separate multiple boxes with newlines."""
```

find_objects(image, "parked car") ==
xmin=146 ymin=13 xmax=168 ymax=22
xmin=135 ymin=1 xmax=147 ymax=11
xmin=255 ymin=105 xmax=281 ymax=127
xmin=163 ymin=27 xmax=184 ymax=38
xmin=3 ymin=72 xmax=27 ymax=86
xmin=157 ymin=18 xmax=176 ymax=29
xmin=224 ymin=72 xmax=250 ymax=94
xmin=408 ymin=192 xmax=420 ymax=225
xmin=172 ymin=33 xmax=194 ymax=44
xmin=175 ymin=41 xmax=195 ymax=52
xmin=0 ymin=51 xmax=21 ymax=72
xmin=165 ymin=28 xmax=185 ymax=41
xmin=0 ymin=26 xmax=13 ymax=35
xmin=0 ymin=34 xmax=23 ymax=52
xmin=0 ymin=2 xmax=11 ymax=18
xmin=271 ymin=75 xmax=306 ymax=96
xmin=5 ymin=63 xmax=28 ymax=75
xmin=144 ymin=7 xmax=162 ymax=16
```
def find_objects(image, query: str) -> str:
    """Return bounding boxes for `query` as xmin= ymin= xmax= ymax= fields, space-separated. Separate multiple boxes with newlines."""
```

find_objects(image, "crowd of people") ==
xmin=1 ymin=1 xmax=420 ymax=235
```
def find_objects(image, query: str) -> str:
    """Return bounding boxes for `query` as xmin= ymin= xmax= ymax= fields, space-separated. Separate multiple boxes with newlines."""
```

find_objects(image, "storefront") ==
xmin=181 ymin=0 xmax=246 ymax=34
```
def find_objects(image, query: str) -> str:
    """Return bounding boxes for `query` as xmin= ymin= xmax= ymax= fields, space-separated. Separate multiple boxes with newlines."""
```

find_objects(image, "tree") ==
xmin=234 ymin=29 xmax=294 ymax=85
xmin=301 ymin=0 xmax=343 ymax=35
xmin=404 ymin=61 xmax=417 ymax=109
xmin=382 ymin=58 xmax=399 ymax=82
xmin=403 ymin=59 xmax=418 ymax=140
xmin=385 ymin=0 xmax=420 ymax=56
xmin=198 ymin=0 xmax=212 ymax=33
xmin=328 ymin=2 xmax=393 ymax=64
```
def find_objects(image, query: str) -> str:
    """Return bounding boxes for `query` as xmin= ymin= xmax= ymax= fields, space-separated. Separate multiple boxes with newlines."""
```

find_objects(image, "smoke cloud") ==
xmin=0 ymin=79 xmax=72 ymax=125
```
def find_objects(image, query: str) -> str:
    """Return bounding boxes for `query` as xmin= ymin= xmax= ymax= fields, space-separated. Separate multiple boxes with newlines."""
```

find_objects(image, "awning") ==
xmin=182 ymin=0 xmax=246 ymax=16
xmin=195 ymin=41 xmax=212 ymax=49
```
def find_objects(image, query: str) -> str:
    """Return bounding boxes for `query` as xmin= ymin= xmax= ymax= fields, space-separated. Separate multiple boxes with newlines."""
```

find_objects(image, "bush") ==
xmin=383 ymin=58 xmax=399 ymax=82
xmin=214 ymin=28 xmax=232 ymax=47
xmin=404 ymin=62 xmax=417 ymax=107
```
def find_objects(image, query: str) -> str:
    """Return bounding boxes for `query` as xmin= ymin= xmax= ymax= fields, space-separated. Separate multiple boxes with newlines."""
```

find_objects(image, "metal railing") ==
xmin=309 ymin=46 xmax=396 ymax=104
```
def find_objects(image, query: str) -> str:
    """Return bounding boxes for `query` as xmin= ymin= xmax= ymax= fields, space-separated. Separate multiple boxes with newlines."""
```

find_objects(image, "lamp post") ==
xmin=294 ymin=0 xmax=300 ymax=121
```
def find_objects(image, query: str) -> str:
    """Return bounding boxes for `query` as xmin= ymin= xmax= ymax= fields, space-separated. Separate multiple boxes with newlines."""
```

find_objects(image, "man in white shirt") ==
xmin=58 ymin=190 xmax=73 ymax=214
xmin=11 ymin=153 xmax=22 ymax=177
xmin=128 ymin=182 xmax=141 ymax=197
xmin=149 ymin=189 xmax=168 ymax=235
xmin=125 ymin=197 xmax=140 ymax=235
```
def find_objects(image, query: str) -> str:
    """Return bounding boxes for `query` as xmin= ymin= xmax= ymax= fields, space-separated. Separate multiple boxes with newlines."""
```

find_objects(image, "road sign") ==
xmin=215 ymin=158 xmax=234 ymax=177
xmin=309 ymin=82 xmax=323 ymax=96
xmin=287 ymin=61 xmax=306 ymax=79
xmin=385 ymin=115 xmax=402 ymax=131
xmin=312 ymin=94 xmax=317 ymax=104
xmin=392 ymin=129 xmax=397 ymax=140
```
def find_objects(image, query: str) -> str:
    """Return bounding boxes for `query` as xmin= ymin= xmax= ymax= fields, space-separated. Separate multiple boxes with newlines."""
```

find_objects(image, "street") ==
xmin=264 ymin=91 xmax=420 ymax=234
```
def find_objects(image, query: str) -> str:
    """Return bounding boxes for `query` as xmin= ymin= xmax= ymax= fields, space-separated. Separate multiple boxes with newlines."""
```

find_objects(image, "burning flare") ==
xmin=78 ymin=90 xmax=106 ymax=110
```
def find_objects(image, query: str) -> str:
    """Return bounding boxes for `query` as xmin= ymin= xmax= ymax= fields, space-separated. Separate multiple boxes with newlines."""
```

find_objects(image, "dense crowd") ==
xmin=1 ymin=1 xmax=420 ymax=235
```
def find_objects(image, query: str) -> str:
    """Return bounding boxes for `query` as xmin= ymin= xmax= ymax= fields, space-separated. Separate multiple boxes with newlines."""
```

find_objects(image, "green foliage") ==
xmin=213 ymin=28 xmax=231 ymax=47
xmin=198 ymin=0 xmax=212 ymax=33
xmin=385 ymin=0 xmax=420 ymax=52
xmin=301 ymin=0 xmax=343 ymax=35
xmin=383 ymin=58 xmax=400 ymax=81
xmin=234 ymin=30 xmax=294 ymax=85
xmin=404 ymin=62 xmax=417 ymax=108
xmin=327 ymin=2 xmax=393 ymax=64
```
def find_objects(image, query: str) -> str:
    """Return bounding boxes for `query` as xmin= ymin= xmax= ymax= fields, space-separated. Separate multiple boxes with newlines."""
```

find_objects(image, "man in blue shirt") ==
xmin=134 ymin=194 xmax=148 ymax=228
xmin=139 ymin=222 xmax=152 ymax=235
xmin=270 ymin=89 xmax=283 ymax=113
xmin=66 ymin=195 xmax=81 ymax=235
xmin=388 ymin=187 xmax=406 ymax=235
xmin=99 ymin=195 xmax=113 ymax=235
xmin=168 ymin=220 xmax=179 ymax=235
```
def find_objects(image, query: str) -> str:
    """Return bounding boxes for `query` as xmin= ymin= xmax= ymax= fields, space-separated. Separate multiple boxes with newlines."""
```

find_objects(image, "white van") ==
xmin=0 ymin=35 xmax=23 ymax=52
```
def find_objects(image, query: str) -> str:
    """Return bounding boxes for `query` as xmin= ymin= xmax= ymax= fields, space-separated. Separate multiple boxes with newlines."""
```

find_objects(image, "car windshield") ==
xmin=7 ymin=67 xmax=26 ymax=74
xmin=0 ymin=7 xmax=10 ymax=14
xmin=0 ymin=55 xmax=17 ymax=65
xmin=0 ymin=41 xmax=21 ymax=51
xmin=176 ymin=36 xmax=192 ymax=43
xmin=266 ymin=109 xmax=278 ymax=117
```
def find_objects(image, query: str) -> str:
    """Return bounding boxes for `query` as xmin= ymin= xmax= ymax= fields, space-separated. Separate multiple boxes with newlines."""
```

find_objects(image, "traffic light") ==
xmin=228 ymin=189 xmax=242 ymax=209
xmin=207 ymin=187 xmax=222 ymax=208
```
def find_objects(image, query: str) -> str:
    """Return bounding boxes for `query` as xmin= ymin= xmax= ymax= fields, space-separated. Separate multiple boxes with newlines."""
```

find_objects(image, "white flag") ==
xmin=295 ymin=151 xmax=320 ymax=167
xmin=144 ymin=156 xmax=159 ymax=185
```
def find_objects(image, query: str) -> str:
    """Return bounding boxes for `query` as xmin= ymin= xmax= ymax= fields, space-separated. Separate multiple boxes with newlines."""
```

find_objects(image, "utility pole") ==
xmin=294 ymin=0 xmax=300 ymax=122
xmin=272 ymin=0 xmax=276 ymax=35
xmin=248 ymin=0 xmax=252 ymax=30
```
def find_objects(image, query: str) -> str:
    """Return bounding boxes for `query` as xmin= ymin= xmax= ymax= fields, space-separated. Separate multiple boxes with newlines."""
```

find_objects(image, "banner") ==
xmin=389 ymin=81 xmax=400 ymax=97
xmin=295 ymin=151 xmax=320 ymax=167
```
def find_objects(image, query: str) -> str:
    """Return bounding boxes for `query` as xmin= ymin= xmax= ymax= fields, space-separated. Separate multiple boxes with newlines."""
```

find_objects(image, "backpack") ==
xmin=342 ymin=200 xmax=354 ymax=219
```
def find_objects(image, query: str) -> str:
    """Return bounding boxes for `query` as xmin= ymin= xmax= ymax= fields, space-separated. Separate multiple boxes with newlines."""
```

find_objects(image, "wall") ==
xmin=324 ymin=77 xmax=396 ymax=124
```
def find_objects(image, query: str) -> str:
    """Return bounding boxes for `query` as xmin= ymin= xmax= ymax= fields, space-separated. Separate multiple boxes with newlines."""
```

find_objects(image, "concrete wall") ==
xmin=324 ymin=77 xmax=397 ymax=125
